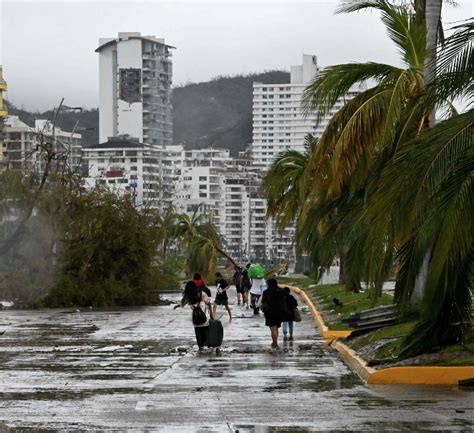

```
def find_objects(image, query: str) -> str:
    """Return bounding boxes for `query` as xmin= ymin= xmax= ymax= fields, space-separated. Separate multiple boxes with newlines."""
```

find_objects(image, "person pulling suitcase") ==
xmin=206 ymin=300 xmax=224 ymax=353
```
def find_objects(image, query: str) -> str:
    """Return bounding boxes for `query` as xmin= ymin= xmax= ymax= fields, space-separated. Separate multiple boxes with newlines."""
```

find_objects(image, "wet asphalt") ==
xmin=0 ymin=292 xmax=472 ymax=432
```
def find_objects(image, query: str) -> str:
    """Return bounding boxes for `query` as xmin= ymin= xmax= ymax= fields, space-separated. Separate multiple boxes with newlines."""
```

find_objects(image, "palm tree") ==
xmin=301 ymin=1 xmax=472 ymax=353
xmin=261 ymin=135 xmax=365 ymax=291
xmin=261 ymin=134 xmax=316 ymax=231
xmin=367 ymin=20 xmax=474 ymax=355
xmin=176 ymin=205 xmax=237 ymax=279
xmin=153 ymin=206 xmax=179 ymax=261
xmin=300 ymin=1 xmax=433 ymax=297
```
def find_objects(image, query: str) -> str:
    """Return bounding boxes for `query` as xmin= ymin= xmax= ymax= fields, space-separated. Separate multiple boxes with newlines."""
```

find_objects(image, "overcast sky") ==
xmin=1 ymin=0 xmax=472 ymax=111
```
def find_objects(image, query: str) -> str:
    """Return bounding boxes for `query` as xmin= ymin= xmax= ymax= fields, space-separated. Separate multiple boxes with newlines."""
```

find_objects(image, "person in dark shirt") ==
xmin=282 ymin=287 xmax=298 ymax=341
xmin=240 ymin=264 xmax=251 ymax=309
xmin=213 ymin=272 xmax=232 ymax=321
xmin=233 ymin=266 xmax=244 ymax=305
xmin=259 ymin=278 xmax=287 ymax=349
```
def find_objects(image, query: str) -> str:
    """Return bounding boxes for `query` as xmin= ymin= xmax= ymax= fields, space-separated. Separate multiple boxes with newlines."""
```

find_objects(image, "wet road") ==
xmin=0 ymin=292 xmax=472 ymax=432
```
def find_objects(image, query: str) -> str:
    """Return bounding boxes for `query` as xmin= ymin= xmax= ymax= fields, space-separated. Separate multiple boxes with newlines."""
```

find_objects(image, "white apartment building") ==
xmin=251 ymin=54 xmax=364 ymax=167
xmin=96 ymin=32 xmax=174 ymax=147
xmin=161 ymin=144 xmax=184 ymax=207
xmin=83 ymin=136 xmax=161 ymax=208
xmin=175 ymin=149 xmax=232 ymax=233
xmin=3 ymin=116 xmax=82 ymax=174
xmin=248 ymin=55 xmax=365 ymax=267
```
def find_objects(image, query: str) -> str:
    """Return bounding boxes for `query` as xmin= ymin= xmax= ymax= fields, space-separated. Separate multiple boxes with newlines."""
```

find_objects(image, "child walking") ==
xmin=282 ymin=287 xmax=297 ymax=341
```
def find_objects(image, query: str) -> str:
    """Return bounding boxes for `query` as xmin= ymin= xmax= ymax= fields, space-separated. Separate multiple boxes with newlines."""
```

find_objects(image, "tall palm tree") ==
xmin=301 ymin=1 xmax=432 ymax=297
xmin=367 ymin=20 xmax=474 ymax=355
xmin=302 ymin=1 xmax=472 ymax=353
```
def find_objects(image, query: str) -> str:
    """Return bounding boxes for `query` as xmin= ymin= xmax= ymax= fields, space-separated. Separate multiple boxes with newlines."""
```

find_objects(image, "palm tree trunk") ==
xmin=412 ymin=0 xmax=443 ymax=302
xmin=215 ymin=244 xmax=238 ymax=267
xmin=425 ymin=0 xmax=443 ymax=124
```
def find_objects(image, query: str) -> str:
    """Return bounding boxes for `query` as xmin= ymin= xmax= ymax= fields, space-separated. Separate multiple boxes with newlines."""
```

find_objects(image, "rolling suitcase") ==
xmin=206 ymin=319 xmax=224 ymax=347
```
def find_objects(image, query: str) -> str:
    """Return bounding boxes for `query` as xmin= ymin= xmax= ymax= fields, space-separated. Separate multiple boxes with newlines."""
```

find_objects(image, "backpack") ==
xmin=242 ymin=270 xmax=251 ymax=288
xmin=192 ymin=303 xmax=207 ymax=325
xmin=199 ymin=285 xmax=211 ymax=297
xmin=233 ymin=269 xmax=242 ymax=285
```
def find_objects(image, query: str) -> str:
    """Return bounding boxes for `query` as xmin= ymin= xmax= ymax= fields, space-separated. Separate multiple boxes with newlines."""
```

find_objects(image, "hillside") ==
xmin=6 ymin=70 xmax=290 ymax=155
xmin=172 ymin=71 xmax=290 ymax=154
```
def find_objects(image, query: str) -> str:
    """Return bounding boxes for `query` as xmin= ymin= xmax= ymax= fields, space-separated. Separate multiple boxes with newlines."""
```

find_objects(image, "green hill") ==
xmin=172 ymin=71 xmax=290 ymax=154
xmin=6 ymin=70 xmax=290 ymax=155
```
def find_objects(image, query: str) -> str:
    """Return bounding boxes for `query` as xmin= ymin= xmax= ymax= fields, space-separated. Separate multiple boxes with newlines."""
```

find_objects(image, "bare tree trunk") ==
xmin=215 ymin=244 xmax=238 ymax=267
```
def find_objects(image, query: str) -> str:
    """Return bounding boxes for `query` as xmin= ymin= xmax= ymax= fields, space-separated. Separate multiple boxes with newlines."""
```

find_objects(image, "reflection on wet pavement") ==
xmin=0 ymin=292 xmax=472 ymax=431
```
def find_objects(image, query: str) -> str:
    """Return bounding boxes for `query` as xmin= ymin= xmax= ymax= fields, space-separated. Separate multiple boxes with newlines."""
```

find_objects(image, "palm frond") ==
xmin=303 ymin=62 xmax=397 ymax=123
xmin=337 ymin=1 xmax=426 ymax=69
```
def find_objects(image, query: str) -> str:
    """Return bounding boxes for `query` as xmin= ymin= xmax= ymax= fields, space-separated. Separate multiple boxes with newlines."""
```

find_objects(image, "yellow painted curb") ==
xmin=286 ymin=283 xmax=474 ymax=386
xmin=331 ymin=340 xmax=375 ymax=382
xmin=368 ymin=366 xmax=474 ymax=385
xmin=286 ymin=285 xmax=351 ymax=340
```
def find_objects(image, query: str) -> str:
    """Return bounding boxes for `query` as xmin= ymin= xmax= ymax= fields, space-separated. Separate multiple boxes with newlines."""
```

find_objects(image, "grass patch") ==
xmin=346 ymin=321 xmax=474 ymax=366
xmin=306 ymin=283 xmax=393 ymax=330
xmin=278 ymin=275 xmax=316 ymax=289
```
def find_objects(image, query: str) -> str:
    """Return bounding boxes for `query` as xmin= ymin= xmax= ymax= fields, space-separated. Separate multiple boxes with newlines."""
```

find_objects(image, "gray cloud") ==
xmin=1 ymin=0 xmax=471 ymax=111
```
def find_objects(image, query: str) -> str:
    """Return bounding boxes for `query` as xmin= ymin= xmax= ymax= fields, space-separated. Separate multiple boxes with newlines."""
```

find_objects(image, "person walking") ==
xmin=240 ymin=264 xmax=252 ymax=308
xmin=249 ymin=276 xmax=265 ymax=314
xmin=193 ymin=272 xmax=211 ymax=297
xmin=282 ymin=287 xmax=297 ymax=341
xmin=179 ymin=281 xmax=212 ymax=351
xmin=232 ymin=266 xmax=244 ymax=306
xmin=248 ymin=263 xmax=265 ymax=315
xmin=259 ymin=278 xmax=287 ymax=349
xmin=213 ymin=272 xmax=232 ymax=321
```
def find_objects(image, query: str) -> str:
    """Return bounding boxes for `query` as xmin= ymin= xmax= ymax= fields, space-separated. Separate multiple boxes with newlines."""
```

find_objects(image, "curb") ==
xmin=288 ymin=284 xmax=474 ymax=386
xmin=287 ymin=285 xmax=351 ymax=340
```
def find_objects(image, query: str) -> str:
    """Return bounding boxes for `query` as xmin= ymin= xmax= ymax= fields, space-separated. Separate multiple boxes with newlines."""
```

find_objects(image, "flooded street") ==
xmin=0 ymin=292 xmax=472 ymax=431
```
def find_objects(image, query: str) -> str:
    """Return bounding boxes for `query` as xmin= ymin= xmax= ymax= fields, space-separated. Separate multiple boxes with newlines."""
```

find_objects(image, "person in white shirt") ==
xmin=250 ymin=277 xmax=265 ymax=314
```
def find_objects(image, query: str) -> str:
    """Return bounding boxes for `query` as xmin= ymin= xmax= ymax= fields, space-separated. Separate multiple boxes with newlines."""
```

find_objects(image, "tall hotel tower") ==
xmin=96 ymin=32 xmax=174 ymax=146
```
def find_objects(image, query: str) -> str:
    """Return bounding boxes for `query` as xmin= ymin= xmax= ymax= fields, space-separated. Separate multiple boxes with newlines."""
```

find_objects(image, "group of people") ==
xmin=178 ymin=267 xmax=300 ymax=351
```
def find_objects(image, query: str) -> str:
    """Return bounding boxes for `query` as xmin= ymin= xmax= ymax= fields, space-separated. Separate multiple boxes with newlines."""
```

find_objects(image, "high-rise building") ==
xmin=0 ymin=67 xmax=7 ymax=173
xmin=248 ymin=55 xmax=365 ymax=268
xmin=251 ymin=54 xmax=364 ymax=168
xmin=96 ymin=32 xmax=174 ymax=147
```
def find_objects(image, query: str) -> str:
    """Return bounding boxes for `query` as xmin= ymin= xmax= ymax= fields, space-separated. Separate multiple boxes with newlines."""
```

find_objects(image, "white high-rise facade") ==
xmin=248 ymin=55 xmax=365 ymax=268
xmin=252 ymin=54 xmax=364 ymax=168
xmin=96 ymin=32 xmax=174 ymax=147
xmin=251 ymin=55 xmax=319 ymax=167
